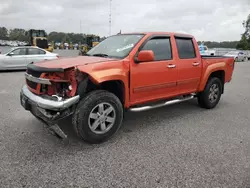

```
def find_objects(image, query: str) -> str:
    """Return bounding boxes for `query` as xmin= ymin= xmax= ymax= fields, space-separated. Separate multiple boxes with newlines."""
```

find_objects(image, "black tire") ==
xmin=76 ymin=78 xmax=88 ymax=98
xmin=197 ymin=77 xmax=223 ymax=109
xmin=72 ymin=90 xmax=123 ymax=144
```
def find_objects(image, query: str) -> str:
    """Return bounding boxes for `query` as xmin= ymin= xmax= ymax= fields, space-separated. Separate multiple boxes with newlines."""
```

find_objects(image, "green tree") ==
xmin=236 ymin=35 xmax=249 ymax=50
xmin=197 ymin=41 xmax=239 ymax=48
xmin=0 ymin=27 xmax=8 ymax=40
xmin=237 ymin=14 xmax=250 ymax=50
xmin=9 ymin=28 xmax=28 ymax=41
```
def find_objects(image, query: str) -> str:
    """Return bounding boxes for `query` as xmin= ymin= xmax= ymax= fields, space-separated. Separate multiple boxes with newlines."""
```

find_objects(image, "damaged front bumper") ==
xmin=20 ymin=84 xmax=80 ymax=139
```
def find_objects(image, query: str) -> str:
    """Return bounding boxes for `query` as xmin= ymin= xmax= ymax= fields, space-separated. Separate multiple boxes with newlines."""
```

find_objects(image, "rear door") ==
xmin=3 ymin=48 xmax=27 ymax=69
xmin=174 ymin=36 xmax=202 ymax=94
xmin=130 ymin=35 xmax=178 ymax=105
xmin=26 ymin=48 xmax=47 ymax=64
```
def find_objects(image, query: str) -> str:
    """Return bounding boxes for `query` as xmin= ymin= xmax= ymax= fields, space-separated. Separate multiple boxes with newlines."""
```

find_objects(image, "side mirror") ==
xmin=8 ymin=52 xmax=14 ymax=56
xmin=135 ymin=50 xmax=154 ymax=63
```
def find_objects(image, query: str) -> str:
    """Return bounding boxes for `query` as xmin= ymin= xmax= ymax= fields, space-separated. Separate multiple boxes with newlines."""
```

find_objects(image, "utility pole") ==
xmin=109 ymin=0 xmax=112 ymax=36
xmin=80 ymin=20 xmax=82 ymax=34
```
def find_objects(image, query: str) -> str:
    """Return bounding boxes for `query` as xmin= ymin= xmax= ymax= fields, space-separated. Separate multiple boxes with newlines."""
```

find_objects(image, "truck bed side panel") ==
xmin=198 ymin=57 xmax=234 ymax=91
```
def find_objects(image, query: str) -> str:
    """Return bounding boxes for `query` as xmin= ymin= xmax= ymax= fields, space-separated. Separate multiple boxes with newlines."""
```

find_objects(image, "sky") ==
xmin=0 ymin=0 xmax=249 ymax=41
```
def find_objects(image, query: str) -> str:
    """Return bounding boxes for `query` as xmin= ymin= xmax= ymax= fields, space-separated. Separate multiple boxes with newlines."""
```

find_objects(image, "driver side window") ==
xmin=140 ymin=37 xmax=172 ymax=61
xmin=11 ymin=48 xmax=26 ymax=56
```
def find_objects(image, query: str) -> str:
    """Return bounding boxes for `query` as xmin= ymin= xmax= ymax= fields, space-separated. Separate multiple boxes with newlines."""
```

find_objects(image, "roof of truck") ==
xmin=116 ymin=32 xmax=194 ymax=38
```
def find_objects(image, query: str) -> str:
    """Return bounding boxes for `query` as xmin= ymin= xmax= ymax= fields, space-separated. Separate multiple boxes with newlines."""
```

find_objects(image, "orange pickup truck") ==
xmin=20 ymin=32 xmax=235 ymax=143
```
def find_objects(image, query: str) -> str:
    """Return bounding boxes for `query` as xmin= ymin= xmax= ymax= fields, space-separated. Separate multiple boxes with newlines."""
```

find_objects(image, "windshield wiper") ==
xmin=92 ymin=53 xmax=109 ymax=57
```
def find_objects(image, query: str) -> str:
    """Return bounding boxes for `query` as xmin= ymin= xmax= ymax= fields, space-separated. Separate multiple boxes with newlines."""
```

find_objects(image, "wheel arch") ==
xmin=99 ymin=79 xmax=126 ymax=107
xmin=76 ymin=73 xmax=128 ymax=108
xmin=198 ymin=63 xmax=226 ymax=93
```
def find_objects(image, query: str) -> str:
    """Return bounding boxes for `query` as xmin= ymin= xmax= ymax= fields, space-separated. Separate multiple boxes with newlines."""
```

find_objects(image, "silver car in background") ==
xmin=223 ymin=51 xmax=248 ymax=62
xmin=0 ymin=46 xmax=59 ymax=70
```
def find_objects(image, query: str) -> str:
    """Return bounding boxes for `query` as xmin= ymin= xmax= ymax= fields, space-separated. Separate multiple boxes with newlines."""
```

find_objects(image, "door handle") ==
xmin=167 ymin=64 xmax=176 ymax=68
xmin=192 ymin=62 xmax=200 ymax=66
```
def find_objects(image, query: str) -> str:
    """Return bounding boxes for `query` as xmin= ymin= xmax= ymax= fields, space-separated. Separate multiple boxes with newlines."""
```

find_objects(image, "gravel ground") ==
xmin=0 ymin=50 xmax=250 ymax=187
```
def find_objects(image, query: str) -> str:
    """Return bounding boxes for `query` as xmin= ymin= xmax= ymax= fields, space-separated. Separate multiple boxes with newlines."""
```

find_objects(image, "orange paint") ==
xmin=31 ymin=32 xmax=235 ymax=109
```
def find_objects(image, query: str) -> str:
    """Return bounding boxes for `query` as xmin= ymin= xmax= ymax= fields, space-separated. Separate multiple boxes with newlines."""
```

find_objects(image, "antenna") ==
xmin=109 ymin=0 xmax=112 ymax=36
xmin=80 ymin=20 xmax=82 ymax=33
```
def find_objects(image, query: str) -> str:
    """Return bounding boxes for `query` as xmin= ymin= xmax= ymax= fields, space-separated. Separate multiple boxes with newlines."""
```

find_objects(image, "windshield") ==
xmin=86 ymin=34 xmax=145 ymax=58
xmin=3 ymin=47 xmax=17 ymax=55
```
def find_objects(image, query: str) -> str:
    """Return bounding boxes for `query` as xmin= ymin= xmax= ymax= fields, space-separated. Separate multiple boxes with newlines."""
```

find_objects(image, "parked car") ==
xmin=223 ymin=51 xmax=248 ymax=62
xmin=20 ymin=32 xmax=235 ymax=144
xmin=0 ymin=46 xmax=59 ymax=70
xmin=246 ymin=51 xmax=250 ymax=60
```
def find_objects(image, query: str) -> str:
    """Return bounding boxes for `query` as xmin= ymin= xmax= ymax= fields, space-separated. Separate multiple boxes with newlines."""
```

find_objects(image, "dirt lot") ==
xmin=0 ymin=51 xmax=250 ymax=187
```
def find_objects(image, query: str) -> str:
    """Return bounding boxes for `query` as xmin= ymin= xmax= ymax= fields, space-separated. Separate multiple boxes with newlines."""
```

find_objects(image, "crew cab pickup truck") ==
xmin=20 ymin=32 xmax=235 ymax=144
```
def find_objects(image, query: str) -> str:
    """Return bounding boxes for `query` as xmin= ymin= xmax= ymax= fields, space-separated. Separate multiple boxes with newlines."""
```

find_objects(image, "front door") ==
xmin=130 ymin=36 xmax=178 ymax=105
xmin=174 ymin=37 xmax=202 ymax=94
xmin=3 ymin=48 xmax=27 ymax=69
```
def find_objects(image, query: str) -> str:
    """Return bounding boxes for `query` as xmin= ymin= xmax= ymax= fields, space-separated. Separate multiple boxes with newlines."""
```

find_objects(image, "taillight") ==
xmin=232 ymin=59 xmax=235 ymax=69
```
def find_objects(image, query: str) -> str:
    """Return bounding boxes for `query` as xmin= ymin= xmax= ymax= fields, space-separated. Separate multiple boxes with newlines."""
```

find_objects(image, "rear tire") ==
xmin=72 ymin=90 xmax=123 ymax=144
xmin=197 ymin=77 xmax=223 ymax=109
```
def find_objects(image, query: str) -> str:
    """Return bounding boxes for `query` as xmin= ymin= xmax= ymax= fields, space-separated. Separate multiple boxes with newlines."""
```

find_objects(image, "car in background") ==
xmin=246 ymin=51 xmax=250 ymax=60
xmin=0 ymin=46 xmax=59 ymax=70
xmin=223 ymin=51 xmax=248 ymax=62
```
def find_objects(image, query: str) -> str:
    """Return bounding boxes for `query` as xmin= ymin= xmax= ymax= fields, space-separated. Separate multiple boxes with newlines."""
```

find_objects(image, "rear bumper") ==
xmin=20 ymin=84 xmax=80 ymax=139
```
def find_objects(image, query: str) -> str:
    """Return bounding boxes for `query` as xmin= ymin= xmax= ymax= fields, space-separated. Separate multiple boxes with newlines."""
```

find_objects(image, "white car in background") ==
xmin=0 ymin=46 xmax=59 ymax=70
xmin=223 ymin=51 xmax=248 ymax=62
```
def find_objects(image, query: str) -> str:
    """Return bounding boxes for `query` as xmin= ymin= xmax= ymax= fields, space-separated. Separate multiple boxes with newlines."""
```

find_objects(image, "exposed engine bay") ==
xmin=25 ymin=63 xmax=88 ymax=101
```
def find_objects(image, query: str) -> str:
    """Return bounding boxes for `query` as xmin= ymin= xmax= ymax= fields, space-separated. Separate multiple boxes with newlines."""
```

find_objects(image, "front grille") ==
xmin=26 ymin=69 xmax=42 ymax=89
xmin=26 ymin=67 xmax=43 ymax=91
xmin=26 ymin=79 xmax=38 ymax=90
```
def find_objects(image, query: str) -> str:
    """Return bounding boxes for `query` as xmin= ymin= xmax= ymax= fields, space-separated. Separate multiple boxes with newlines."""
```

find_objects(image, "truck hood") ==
xmin=35 ymin=56 xmax=118 ymax=69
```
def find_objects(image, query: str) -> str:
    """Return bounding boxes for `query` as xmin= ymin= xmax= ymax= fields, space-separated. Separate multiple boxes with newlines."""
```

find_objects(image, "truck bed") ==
xmin=201 ymin=55 xmax=235 ymax=84
xmin=201 ymin=55 xmax=227 ymax=59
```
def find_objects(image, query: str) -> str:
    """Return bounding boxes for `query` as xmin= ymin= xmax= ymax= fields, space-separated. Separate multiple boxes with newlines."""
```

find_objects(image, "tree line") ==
xmin=1 ymin=18 xmax=250 ymax=49
xmin=236 ymin=14 xmax=250 ymax=50
xmin=197 ymin=41 xmax=239 ymax=49
xmin=0 ymin=27 xmax=105 ymax=44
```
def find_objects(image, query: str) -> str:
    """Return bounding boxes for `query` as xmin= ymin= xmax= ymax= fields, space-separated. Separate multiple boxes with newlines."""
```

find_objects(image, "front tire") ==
xmin=72 ymin=90 xmax=123 ymax=144
xmin=197 ymin=77 xmax=223 ymax=109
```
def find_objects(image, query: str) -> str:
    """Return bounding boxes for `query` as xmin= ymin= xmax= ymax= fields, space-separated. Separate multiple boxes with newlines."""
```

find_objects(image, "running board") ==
xmin=129 ymin=95 xmax=195 ymax=112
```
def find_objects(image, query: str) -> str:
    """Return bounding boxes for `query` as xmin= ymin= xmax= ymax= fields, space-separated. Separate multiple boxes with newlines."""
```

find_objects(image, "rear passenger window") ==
xmin=140 ymin=37 xmax=172 ymax=61
xmin=28 ymin=48 xmax=46 ymax=55
xmin=175 ymin=38 xmax=196 ymax=59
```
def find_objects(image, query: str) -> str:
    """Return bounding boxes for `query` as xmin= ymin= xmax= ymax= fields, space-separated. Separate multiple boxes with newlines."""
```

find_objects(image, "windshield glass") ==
xmin=86 ymin=34 xmax=145 ymax=58
xmin=3 ymin=47 xmax=17 ymax=55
